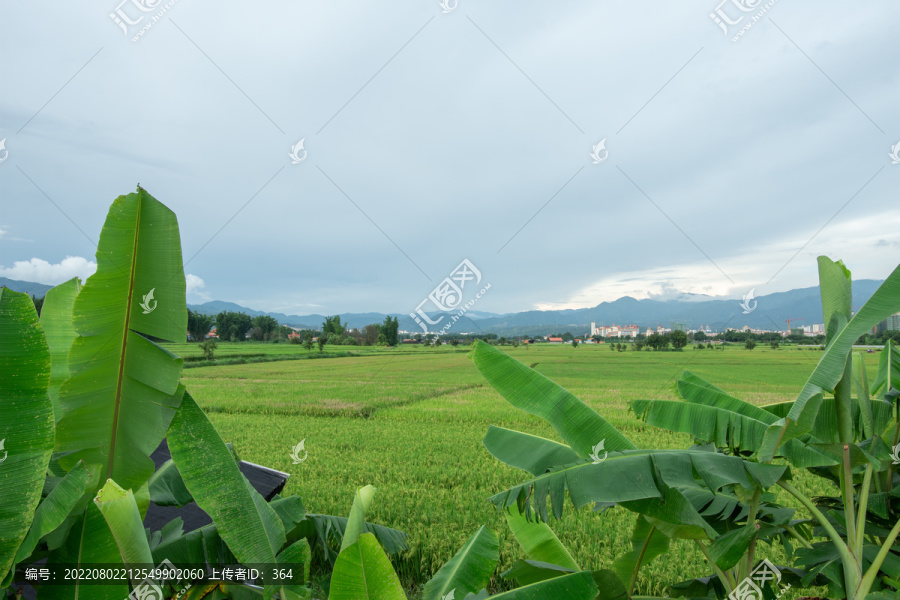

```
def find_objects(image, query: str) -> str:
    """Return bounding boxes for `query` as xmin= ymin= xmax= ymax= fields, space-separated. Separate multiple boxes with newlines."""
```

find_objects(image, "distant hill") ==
xmin=190 ymin=279 xmax=885 ymax=336
xmin=4 ymin=276 xmax=886 ymax=336
xmin=0 ymin=277 xmax=53 ymax=297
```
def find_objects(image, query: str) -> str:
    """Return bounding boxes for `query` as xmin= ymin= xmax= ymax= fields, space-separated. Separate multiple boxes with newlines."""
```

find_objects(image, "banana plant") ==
xmin=630 ymin=258 xmax=900 ymax=599
xmin=469 ymin=340 xmax=793 ymax=599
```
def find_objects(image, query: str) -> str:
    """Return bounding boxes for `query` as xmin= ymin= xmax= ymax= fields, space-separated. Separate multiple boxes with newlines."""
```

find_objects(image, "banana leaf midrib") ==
xmin=108 ymin=193 xmax=143 ymax=483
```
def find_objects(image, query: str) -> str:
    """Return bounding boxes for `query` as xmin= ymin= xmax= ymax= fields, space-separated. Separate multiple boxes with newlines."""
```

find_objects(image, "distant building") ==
xmin=590 ymin=322 xmax=639 ymax=338
xmin=288 ymin=331 xmax=301 ymax=340
xmin=547 ymin=337 xmax=564 ymax=343
xmin=874 ymin=313 xmax=900 ymax=335
xmin=671 ymin=322 xmax=687 ymax=332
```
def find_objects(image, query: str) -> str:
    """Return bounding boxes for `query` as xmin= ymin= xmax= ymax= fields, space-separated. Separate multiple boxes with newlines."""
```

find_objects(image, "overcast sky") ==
xmin=1 ymin=1 xmax=898 ymax=316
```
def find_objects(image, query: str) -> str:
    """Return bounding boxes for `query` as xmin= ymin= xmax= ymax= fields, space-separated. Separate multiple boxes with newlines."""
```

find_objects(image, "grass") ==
xmin=170 ymin=341 xmax=880 ymax=598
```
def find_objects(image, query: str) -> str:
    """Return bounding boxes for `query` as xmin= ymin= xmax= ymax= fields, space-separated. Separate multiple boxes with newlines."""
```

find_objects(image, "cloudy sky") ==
xmin=1 ymin=1 xmax=898 ymax=316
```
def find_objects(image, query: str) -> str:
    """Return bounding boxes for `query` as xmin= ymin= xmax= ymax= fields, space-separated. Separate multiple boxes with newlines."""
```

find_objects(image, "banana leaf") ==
xmin=504 ymin=508 xmax=578 ymax=583
xmin=39 ymin=277 xmax=81 ymax=420
xmin=631 ymin=399 xmax=838 ymax=467
xmin=760 ymin=258 xmax=900 ymax=461
xmin=488 ymin=448 xmax=786 ymax=528
xmin=0 ymin=289 xmax=54 ymax=580
xmin=465 ymin=571 xmax=597 ymax=600
xmin=471 ymin=341 xmax=635 ymax=457
xmin=483 ymin=426 xmax=580 ymax=476
xmin=167 ymin=392 xmax=285 ymax=572
xmin=872 ymin=340 xmax=900 ymax=399
xmin=94 ymin=479 xmax=155 ymax=573
xmin=54 ymin=188 xmax=187 ymax=492
xmin=611 ymin=515 xmax=670 ymax=594
xmin=328 ymin=533 xmax=407 ymax=600
xmin=423 ymin=526 xmax=499 ymax=600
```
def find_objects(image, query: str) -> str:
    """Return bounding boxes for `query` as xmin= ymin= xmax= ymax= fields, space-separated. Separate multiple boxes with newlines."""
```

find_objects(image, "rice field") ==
xmin=170 ymin=342 xmax=877 ymax=597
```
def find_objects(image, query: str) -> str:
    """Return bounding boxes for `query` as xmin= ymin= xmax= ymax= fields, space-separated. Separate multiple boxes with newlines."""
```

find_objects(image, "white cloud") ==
xmin=0 ymin=256 xmax=96 ymax=285
xmin=0 ymin=228 xmax=6 ymax=239
xmin=186 ymin=274 xmax=205 ymax=294
xmin=185 ymin=274 xmax=211 ymax=301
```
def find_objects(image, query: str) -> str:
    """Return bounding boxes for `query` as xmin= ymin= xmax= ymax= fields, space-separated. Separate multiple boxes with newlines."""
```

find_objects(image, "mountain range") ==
xmin=3 ymin=276 xmax=886 ymax=337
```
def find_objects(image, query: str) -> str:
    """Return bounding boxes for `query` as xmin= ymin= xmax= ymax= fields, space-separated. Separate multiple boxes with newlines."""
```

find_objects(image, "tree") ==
xmin=451 ymin=338 xmax=459 ymax=347
xmin=322 ymin=315 xmax=345 ymax=337
xmin=363 ymin=324 xmax=379 ymax=346
xmin=499 ymin=337 xmax=508 ymax=346
xmin=745 ymin=339 xmax=757 ymax=350
xmin=433 ymin=337 xmax=441 ymax=347
xmin=670 ymin=329 xmax=688 ymax=350
xmin=317 ymin=335 xmax=326 ymax=353
xmin=646 ymin=332 xmax=669 ymax=351
xmin=303 ymin=332 xmax=314 ymax=353
xmin=199 ymin=338 xmax=217 ymax=360
xmin=561 ymin=332 xmax=574 ymax=342
xmin=188 ymin=308 xmax=214 ymax=342
xmin=216 ymin=310 xmax=252 ymax=341
xmin=572 ymin=339 xmax=579 ymax=348
xmin=32 ymin=294 xmax=44 ymax=316
xmin=770 ymin=341 xmax=779 ymax=350
xmin=380 ymin=316 xmax=399 ymax=346
xmin=250 ymin=315 xmax=279 ymax=341
xmin=694 ymin=330 xmax=707 ymax=342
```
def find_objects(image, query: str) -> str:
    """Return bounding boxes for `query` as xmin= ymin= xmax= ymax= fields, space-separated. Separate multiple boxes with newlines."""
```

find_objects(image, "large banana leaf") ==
xmin=54 ymin=188 xmax=187 ymax=492
xmin=631 ymin=399 xmax=837 ymax=467
xmin=488 ymin=448 xmax=786 ymax=527
xmin=471 ymin=341 xmax=634 ymax=456
xmin=0 ymin=288 xmax=54 ymax=580
xmin=167 ymin=392 xmax=285 ymax=568
xmin=760 ymin=258 xmax=900 ymax=461
xmin=292 ymin=513 xmax=408 ymax=565
xmin=39 ymin=277 xmax=81 ymax=420
xmin=483 ymin=426 xmax=580 ymax=476
xmin=872 ymin=340 xmax=900 ymax=399
xmin=423 ymin=526 xmax=499 ymax=600
xmin=328 ymin=533 xmax=407 ymax=600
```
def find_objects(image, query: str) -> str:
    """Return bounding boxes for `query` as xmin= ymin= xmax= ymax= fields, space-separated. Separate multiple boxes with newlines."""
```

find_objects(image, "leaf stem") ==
xmin=855 ymin=463 xmax=872 ymax=553
xmin=694 ymin=540 xmax=735 ymax=592
xmin=856 ymin=516 xmax=900 ymax=600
